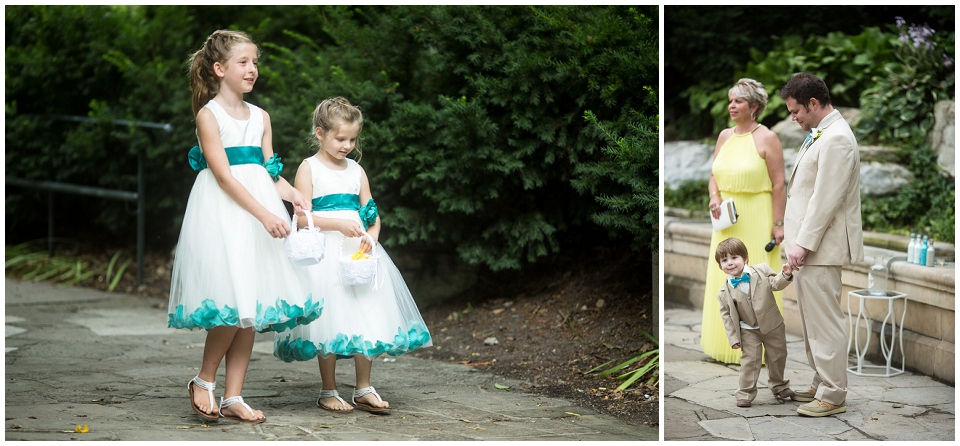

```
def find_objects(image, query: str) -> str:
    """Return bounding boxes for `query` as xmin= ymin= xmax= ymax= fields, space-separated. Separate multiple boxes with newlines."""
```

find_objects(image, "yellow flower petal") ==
xmin=351 ymin=251 xmax=369 ymax=260
xmin=75 ymin=424 xmax=89 ymax=433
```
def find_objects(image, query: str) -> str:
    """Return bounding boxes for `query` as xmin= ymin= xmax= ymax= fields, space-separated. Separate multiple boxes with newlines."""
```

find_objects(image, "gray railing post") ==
xmin=137 ymin=147 xmax=146 ymax=285
xmin=8 ymin=115 xmax=172 ymax=286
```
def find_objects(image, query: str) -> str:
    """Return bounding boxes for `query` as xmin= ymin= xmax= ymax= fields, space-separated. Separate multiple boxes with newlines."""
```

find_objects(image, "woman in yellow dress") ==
xmin=701 ymin=78 xmax=787 ymax=364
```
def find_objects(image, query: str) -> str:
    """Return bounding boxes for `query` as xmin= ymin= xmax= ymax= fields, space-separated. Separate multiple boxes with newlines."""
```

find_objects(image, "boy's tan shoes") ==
xmin=736 ymin=399 xmax=752 ymax=407
xmin=797 ymin=399 xmax=846 ymax=417
xmin=792 ymin=387 xmax=817 ymax=402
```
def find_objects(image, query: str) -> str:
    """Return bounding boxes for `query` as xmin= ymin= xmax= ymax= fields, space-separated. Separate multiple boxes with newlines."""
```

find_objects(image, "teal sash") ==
xmin=312 ymin=193 xmax=359 ymax=212
xmin=188 ymin=145 xmax=283 ymax=181
xmin=312 ymin=194 xmax=379 ymax=229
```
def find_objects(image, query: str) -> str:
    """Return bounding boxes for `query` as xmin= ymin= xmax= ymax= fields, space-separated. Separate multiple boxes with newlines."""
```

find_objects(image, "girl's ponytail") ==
xmin=188 ymin=30 xmax=257 ymax=117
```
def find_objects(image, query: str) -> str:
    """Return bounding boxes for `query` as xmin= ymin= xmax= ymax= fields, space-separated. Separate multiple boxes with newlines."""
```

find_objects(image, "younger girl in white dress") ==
xmin=168 ymin=30 xmax=322 ymax=423
xmin=274 ymin=97 xmax=432 ymax=413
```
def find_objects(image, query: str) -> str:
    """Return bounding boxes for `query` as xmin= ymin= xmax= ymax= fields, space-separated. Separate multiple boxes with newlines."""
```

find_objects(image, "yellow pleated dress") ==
xmin=700 ymin=126 xmax=783 ymax=364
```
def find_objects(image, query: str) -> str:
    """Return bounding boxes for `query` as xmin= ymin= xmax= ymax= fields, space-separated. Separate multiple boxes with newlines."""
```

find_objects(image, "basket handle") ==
xmin=291 ymin=213 xmax=316 ymax=232
xmin=339 ymin=230 xmax=376 ymax=254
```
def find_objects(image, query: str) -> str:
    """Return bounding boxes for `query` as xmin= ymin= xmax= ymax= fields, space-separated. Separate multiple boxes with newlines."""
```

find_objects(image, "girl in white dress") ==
xmin=168 ymin=30 xmax=322 ymax=423
xmin=274 ymin=97 xmax=432 ymax=413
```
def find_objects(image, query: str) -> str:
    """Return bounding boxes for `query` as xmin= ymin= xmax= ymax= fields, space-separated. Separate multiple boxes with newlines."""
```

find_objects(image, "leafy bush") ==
xmin=663 ymin=179 xmax=710 ymax=213
xmin=683 ymin=27 xmax=897 ymax=136
xmin=855 ymin=17 xmax=955 ymax=243
xmin=857 ymin=17 xmax=955 ymax=144
xmin=572 ymin=105 xmax=659 ymax=252
xmin=860 ymin=136 xmax=955 ymax=243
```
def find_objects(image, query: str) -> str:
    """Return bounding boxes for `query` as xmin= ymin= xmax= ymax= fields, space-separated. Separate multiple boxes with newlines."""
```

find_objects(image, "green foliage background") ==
xmin=5 ymin=5 xmax=659 ymax=272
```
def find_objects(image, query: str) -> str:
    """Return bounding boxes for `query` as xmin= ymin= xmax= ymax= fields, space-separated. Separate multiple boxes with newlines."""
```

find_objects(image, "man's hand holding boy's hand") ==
xmin=782 ymin=263 xmax=794 ymax=277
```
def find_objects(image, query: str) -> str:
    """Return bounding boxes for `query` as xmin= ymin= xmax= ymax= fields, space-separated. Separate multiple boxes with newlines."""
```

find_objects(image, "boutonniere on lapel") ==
xmin=811 ymin=128 xmax=822 ymax=142
xmin=802 ymin=128 xmax=822 ymax=149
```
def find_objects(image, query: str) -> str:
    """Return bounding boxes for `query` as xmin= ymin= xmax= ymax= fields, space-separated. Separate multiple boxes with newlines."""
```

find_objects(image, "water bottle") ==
xmin=919 ymin=235 xmax=929 ymax=266
xmin=868 ymin=256 xmax=888 ymax=296
xmin=907 ymin=233 xmax=916 ymax=264
xmin=926 ymin=237 xmax=936 ymax=267
xmin=910 ymin=234 xmax=921 ymax=264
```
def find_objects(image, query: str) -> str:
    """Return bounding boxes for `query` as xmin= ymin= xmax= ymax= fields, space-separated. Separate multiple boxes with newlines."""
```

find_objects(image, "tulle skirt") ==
xmin=274 ymin=222 xmax=432 ymax=362
xmin=168 ymin=165 xmax=323 ymax=333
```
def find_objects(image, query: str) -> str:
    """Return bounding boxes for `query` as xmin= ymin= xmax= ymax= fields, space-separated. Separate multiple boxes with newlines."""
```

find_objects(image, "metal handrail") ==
xmin=6 ymin=115 xmax=173 ymax=285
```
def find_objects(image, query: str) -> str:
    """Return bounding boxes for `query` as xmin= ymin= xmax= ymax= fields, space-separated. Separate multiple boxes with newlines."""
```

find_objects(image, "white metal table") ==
xmin=847 ymin=289 xmax=907 ymax=377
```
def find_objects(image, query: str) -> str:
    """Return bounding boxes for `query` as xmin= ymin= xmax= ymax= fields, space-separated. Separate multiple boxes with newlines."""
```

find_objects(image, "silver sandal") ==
xmin=352 ymin=386 xmax=392 ymax=414
xmin=187 ymin=376 xmax=219 ymax=422
xmin=219 ymin=396 xmax=265 ymax=423
xmin=317 ymin=389 xmax=354 ymax=413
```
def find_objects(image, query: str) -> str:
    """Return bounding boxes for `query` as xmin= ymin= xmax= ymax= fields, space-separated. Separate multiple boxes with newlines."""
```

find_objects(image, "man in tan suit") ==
xmin=715 ymin=237 xmax=796 ymax=408
xmin=780 ymin=72 xmax=865 ymax=417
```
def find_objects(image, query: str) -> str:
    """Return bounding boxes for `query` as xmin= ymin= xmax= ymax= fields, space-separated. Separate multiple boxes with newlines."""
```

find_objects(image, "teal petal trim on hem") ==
xmin=168 ymin=295 xmax=323 ymax=333
xmin=273 ymin=322 xmax=432 ymax=363
xmin=359 ymin=198 xmax=378 ymax=229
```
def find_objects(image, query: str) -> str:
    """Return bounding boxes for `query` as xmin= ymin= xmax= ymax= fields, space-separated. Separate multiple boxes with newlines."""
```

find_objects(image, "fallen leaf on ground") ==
xmin=494 ymin=383 xmax=511 ymax=390
xmin=565 ymin=412 xmax=581 ymax=417
xmin=74 ymin=425 xmax=89 ymax=433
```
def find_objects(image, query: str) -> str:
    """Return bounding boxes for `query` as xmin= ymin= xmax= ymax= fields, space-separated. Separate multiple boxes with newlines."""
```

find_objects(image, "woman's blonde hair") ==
xmin=188 ymin=30 xmax=257 ymax=116
xmin=310 ymin=97 xmax=365 ymax=161
xmin=728 ymin=78 xmax=768 ymax=119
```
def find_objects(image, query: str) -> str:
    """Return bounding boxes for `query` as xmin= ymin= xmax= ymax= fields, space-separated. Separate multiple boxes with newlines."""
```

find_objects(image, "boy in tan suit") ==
xmin=715 ymin=237 xmax=797 ymax=408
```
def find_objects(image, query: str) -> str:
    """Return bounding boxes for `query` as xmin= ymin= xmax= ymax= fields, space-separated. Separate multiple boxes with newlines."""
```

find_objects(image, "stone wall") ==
xmin=662 ymin=214 xmax=956 ymax=384
xmin=664 ymin=101 xmax=956 ymax=192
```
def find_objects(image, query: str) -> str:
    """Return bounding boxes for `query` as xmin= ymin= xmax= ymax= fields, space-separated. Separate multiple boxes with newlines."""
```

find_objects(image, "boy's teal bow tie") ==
xmin=730 ymin=274 xmax=751 ymax=287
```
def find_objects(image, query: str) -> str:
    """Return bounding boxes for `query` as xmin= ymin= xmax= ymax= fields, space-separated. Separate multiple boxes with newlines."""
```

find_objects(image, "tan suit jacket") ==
xmin=783 ymin=111 xmax=865 ymax=265
xmin=717 ymin=264 xmax=793 ymax=348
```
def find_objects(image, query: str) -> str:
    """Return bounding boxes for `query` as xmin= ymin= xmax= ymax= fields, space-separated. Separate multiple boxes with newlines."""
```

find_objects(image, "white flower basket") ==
xmin=338 ymin=232 xmax=381 ymax=288
xmin=284 ymin=214 xmax=326 ymax=266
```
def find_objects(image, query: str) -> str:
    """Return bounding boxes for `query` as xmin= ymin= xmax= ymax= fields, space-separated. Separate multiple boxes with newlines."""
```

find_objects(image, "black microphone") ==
xmin=764 ymin=238 xmax=777 ymax=252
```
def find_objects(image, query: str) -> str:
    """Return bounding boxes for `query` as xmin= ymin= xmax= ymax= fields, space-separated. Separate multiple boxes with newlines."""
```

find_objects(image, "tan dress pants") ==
xmin=795 ymin=264 xmax=848 ymax=405
xmin=736 ymin=324 xmax=790 ymax=402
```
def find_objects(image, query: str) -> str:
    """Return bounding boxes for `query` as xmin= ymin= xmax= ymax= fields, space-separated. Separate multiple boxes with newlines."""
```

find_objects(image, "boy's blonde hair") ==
xmin=715 ymin=237 xmax=749 ymax=266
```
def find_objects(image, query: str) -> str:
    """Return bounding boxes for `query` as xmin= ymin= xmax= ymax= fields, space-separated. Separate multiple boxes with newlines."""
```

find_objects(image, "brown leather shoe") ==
xmin=736 ymin=399 xmax=751 ymax=407
xmin=777 ymin=388 xmax=796 ymax=400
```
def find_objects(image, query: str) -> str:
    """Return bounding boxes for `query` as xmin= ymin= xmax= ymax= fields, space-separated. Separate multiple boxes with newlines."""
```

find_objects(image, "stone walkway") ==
xmin=663 ymin=302 xmax=955 ymax=441
xmin=4 ymin=278 xmax=657 ymax=441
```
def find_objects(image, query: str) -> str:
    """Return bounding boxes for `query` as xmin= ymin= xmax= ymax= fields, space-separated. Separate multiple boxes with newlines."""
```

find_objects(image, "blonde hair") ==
xmin=715 ymin=237 xmax=749 ymax=266
xmin=188 ymin=30 xmax=258 ymax=116
xmin=728 ymin=78 xmax=768 ymax=119
xmin=311 ymin=97 xmax=364 ymax=161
